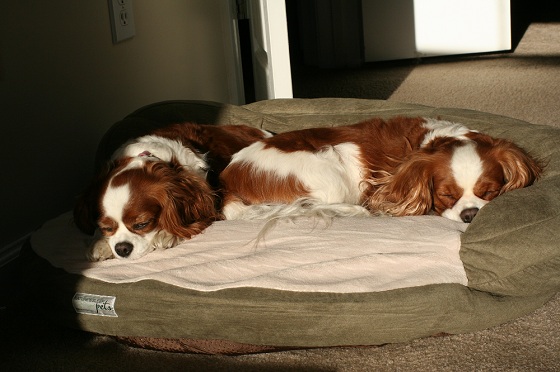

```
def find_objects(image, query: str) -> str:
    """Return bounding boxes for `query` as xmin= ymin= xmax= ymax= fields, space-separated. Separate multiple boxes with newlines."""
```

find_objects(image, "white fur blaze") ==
xmin=441 ymin=142 xmax=489 ymax=222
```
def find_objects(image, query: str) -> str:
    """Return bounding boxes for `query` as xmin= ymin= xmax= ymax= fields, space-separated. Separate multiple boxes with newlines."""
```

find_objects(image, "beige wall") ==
xmin=0 ymin=0 xmax=238 ymax=247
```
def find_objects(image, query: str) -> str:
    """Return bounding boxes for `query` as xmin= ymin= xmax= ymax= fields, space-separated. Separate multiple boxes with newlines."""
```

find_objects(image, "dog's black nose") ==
xmin=115 ymin=241 xmax=133 ymax=257
xmin=460 ymin=208 xmax=479 ymax=223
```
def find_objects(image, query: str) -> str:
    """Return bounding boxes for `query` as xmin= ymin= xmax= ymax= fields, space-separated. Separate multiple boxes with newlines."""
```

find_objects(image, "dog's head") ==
xmin=75 ymin=154 xmax=219 ymax=260
xmin=370 ymin=133 xmax=543 ymax=223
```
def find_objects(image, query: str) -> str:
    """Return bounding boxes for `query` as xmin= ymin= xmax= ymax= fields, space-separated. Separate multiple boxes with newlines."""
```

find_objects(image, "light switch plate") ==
xmin=108 ymin=0 xmax=136 ymax=44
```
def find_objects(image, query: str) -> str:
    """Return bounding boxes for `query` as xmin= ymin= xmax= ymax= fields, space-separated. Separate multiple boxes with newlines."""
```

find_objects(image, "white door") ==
xmin=248 ymin=0 xmax=293 ymax=101
xmin=362 ymin=0 xmax=512 ymax=62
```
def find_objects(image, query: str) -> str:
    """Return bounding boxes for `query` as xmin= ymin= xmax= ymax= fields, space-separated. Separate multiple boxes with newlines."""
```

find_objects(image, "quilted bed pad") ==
xmin=32 ymin=212 xmax=468 ymax=293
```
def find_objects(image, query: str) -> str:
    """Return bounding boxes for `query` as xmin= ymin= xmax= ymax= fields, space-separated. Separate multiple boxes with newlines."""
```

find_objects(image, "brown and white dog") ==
xmin=74 ymin=122 xmax=270 ymax=261
xmin=220 ymin=117 xmax=543 ymax=223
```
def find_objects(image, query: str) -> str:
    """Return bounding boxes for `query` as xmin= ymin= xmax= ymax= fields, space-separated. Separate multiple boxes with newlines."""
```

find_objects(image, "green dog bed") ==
xmin=21 ymin=98 xmax=560 ymax=354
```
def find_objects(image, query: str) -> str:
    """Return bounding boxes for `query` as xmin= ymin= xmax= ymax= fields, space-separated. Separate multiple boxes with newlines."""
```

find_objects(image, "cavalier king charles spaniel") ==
xmin=74 ymin=122 xmax=269 ymax=261
xmin=220 ymin=117 xmax=543 ymax=223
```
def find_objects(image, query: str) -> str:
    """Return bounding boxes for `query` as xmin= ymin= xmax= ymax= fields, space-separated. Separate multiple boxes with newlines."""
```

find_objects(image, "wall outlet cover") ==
xmin=108 ymin=0 xmax=136 ymax=44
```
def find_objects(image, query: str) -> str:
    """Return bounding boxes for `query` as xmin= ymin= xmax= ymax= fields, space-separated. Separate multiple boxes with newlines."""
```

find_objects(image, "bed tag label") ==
xmin=72 ymin=293 xmax=118 ymax=317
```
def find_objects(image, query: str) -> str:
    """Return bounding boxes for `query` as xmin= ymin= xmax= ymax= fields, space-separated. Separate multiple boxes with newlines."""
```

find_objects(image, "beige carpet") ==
xmin=293 ymin=23 xmax=560 ymax=130
xmin=389 ymin=23 xmax=560 ymax=129
xmin=2 ymin=22 xmax=560 ymax=372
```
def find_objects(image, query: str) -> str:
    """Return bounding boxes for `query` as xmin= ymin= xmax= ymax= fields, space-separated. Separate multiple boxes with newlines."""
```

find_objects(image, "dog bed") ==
xmin=21 ymin=98 xmax=560 ymax=354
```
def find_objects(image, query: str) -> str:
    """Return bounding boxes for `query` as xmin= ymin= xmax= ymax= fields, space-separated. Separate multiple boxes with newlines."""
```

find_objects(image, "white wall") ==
xmin=0 ymin=0 xmax=237 ymax=248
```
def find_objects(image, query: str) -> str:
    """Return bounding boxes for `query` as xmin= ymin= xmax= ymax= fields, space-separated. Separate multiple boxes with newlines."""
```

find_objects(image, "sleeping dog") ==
xmin=220 ymin=117 xmax=542 ymax=223
xmin=74 ymin=122 xmax=270 ymax=261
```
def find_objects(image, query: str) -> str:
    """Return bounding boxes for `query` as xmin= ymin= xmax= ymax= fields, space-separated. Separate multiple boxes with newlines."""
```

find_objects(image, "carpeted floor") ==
xmin=388 ymin=23 xmax=560 ymax=130
xmin=2 ymin=20 xmax=560 ymax=372
xmin=293 ymin=23 xmax=560 ymax=130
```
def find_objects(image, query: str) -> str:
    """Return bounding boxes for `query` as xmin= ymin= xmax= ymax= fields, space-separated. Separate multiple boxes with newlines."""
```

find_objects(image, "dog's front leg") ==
xmin=86 ymin=233 xmax=114 ymax=261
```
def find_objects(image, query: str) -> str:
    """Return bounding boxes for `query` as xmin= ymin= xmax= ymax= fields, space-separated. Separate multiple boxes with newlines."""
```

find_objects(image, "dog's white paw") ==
xmin=87 ymin=239 xmax=114 ymax=261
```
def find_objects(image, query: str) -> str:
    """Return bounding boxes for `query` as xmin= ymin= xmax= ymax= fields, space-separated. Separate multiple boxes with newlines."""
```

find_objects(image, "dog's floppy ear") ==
xmin=73 ymin=164 xmax=113 ymax=235
xmin=490 ymin=139 xmax=543 ymax=192
xmin=468 ymin=133 xmax=544 ymax=193
xmin=366 ymin=155 xmax=434 ymax=216
xmin=73 ymin=158 xmax=131 ymax=235
xmin=73 ymin=192 xmax=99 ymax=235
xmin=156 ymin=161 xmax=221 ymax=240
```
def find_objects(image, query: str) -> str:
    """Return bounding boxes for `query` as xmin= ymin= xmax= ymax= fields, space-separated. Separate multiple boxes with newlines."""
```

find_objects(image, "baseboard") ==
xmin=0 ymin=234 xmax=31 ymax=268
